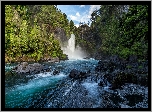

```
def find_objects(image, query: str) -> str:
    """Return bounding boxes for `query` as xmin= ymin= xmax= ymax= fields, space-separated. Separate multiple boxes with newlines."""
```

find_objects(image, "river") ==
xmin=5 ymin=58 xmax=148 ymax=108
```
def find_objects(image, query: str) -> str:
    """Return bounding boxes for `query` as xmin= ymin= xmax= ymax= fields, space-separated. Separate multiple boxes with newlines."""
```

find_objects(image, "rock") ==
xmin=22 ymin=62 xmax=28 ymax=69
xmin=48 ymin=57 xmax=60 ymax=63
xmin=42 ymin=65 xmax=51 ymax=72
xmin=128 ymin=55 xmax=137 ymax=63
xmin=11 ymin=62 xmax=49 ymax=74
xmin=69 ymin=69 xmax=88 ymax=80
xmin=110 ymin=72 xmax=138 ymax=89
xmin=53 ymin=70 xmax=60 ymax=75
xmin=95 ymin=60 xmax=116 ymax=72
xmin=79 ymin=71 xmax=87 ymax=78
xmin=109 ymin=55 xmax=120 ymax=63
xmin=83 ymin=57 xmax=90 ymax=59
xmin=136 ymin=74 xmax=148 ymax=86
xmin=54 ymin=28 xmax=67 ymax=43
xmin=69 ymin=69 xmax=79 ymax=78
xmin=98 ymin=81 xmax=104 ymax=86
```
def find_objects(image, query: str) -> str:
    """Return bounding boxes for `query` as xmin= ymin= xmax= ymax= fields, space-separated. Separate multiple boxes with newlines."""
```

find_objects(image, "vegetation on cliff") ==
xmin=5 ymin=5 xmax=148 ymax=63
xmin=5 ymin=5 xmax=75 ymax=63
xmin=75 ymin=5 xmax=148 ymax=61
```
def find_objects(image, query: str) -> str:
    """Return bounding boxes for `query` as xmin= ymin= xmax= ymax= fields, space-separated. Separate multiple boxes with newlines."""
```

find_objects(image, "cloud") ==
xmin=76 ymin=12 xmax=80 ymax=17
xmin=68 ymin=12 xmax=81 ymax=22
xmin=80 ymin=5 xmax=85 ymax=8
xmin=68 ymin=11 xmax=90 ymax=25
xmin=68 ymin=5 xmax=101 ymax=26
xmin=88 ymin=5 xmax=101 ymax=18
xmin=75 ymin=24 xmax=79 ymax=28
xmin=69 ymin=15 xmax=77 ymax=21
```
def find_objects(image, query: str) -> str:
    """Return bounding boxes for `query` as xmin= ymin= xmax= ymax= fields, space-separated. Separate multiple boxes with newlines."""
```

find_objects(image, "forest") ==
xmin=5 ymin=5 xmax=148 ymax=63
xmin=4 ymin=5 xmax=149 ymax=109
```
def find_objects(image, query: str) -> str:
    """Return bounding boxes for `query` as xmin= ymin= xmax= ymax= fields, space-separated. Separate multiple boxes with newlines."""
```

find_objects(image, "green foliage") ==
xmin=126 ymin=65 xmax=132 ymax=69
xmin=5 ymin=5 xmax=148 ymax=63
xmin=119 ymin=5 xmax=148 ymax=60
xmin=5 ymin=5 xmax=73 ymax=63
xmin=88 ymin=5 xmax=148 ymax=60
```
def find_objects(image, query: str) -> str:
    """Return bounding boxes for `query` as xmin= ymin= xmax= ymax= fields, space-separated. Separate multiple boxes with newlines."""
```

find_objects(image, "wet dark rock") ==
xmin=124 ymin=94 xmax=144 ymax=107
xmin=53 ymin=70 xmax=60 ymax=75
xmin=42 ymin=65 xmax=51 ymax=72
xmin=83 ymin=57 xmax=90 ymax=59
xmin=98 ymin=81 xmax=104 ymax=86
xmin=69 ymin=69 xmax=79 ymax=78
xmin=109 ymin=55 xmax=121 ymax=64
xmin=95 ymin=60 xmax=117 ymax=73
xmin=128 ymin=55 xmax=137 ymax=63
xmin=79 ymin=71 xmax=87 ymax=78
xmin=136 ymin=74 xmax=148 ymax=86
xmin=69 ymin=69 xmax=88 ymax=80
xmin=95 ymin=55 xmax=148 ymax=89
xmin=106 ymin=70 xmax=148 ymax=89
xmin=110 ymin=72 xmax=137 ymax=89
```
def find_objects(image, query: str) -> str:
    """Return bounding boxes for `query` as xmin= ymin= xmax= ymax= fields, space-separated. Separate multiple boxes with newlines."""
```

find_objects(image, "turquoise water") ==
xmin=5 ymin=59 xmax=99 ymax=108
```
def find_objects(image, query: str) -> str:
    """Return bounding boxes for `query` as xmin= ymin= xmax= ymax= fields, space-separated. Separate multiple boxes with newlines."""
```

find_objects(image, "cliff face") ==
xmin=54 ymin=28 xmax=68 ymax=47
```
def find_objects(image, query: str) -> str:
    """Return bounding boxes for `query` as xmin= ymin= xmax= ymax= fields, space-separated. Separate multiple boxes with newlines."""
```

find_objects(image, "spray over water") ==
xmin=62 ymin=34 xmax=86 ymax=60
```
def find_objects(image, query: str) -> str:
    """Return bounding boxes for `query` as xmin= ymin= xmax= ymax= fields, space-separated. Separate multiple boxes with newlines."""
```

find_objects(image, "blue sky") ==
xmin=57 ymin=5 xmax=101 ymax=27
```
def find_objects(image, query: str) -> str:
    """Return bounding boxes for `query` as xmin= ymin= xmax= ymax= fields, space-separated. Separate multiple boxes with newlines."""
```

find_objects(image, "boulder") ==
xmin=98 ymin=81 xmax=104 ymax=86
xmin=22 ymin=62 xmax=28 ymax=69
xmin=48 ymin=57 xmax=60 ymax=63
xmin=69 ymin=69 xmax=88 ymax=80
xmin=11 ymin=62 xmax=49 ymax=74
xmin=128 ymin=55 xmax=137 ymax=63
xmin=53 ymin=70 xmax=60 ymax=75
xmin=79 ymin=71 xmax=87 ymax=78
xmin=110 ymin=72 xmax=138 ymax=89
xmin=95 ymin=60 xmax=116 ymax=72
xmin=42 ymin=65 xmax=51 ymax=72
xmin=69 ymin=69 xmax=79 ymax=78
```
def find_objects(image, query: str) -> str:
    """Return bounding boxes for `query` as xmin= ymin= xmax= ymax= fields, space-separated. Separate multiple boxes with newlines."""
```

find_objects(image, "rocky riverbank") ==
xmin=5 ymin=56 xmax=149 ymax=108
xmin=95 ymin=55 xmax=148 ymax=89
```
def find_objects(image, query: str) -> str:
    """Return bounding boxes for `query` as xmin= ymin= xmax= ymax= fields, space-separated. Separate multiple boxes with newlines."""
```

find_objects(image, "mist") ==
xmin=61 ymin=34 xmax=86 ymax=60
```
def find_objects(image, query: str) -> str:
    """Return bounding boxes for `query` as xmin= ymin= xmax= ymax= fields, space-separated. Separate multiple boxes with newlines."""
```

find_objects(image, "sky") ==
xmin=57 ymin=5 xmax=101 ymax=27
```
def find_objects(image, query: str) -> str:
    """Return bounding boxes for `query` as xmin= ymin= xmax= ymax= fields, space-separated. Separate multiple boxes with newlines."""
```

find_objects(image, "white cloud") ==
xmin=69 ymin=15 xmax=78 ymax=21
xmin=68 ymin=12 xmax=81 ymax=22
xmin=68 ymin=5 xmax=101 ymax=27
xmin=76 ymin=12 xmax=80 ymax=17
xmin=80 ymin=5 xmax=85 ymax=8
xmin=68 ymin=11 xmax=90 ymax=26
xmin=88 ymin=5 xmax=101 ymax=18
xmin=75 ymin=24 xmax=79 ymax=28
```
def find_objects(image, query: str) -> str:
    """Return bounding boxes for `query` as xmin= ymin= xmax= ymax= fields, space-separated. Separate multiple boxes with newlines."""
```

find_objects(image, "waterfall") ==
xmin=67 ymin=34 xmax=75 ymax=53
xmin=62 ymin=34 xmax=86 ymax=60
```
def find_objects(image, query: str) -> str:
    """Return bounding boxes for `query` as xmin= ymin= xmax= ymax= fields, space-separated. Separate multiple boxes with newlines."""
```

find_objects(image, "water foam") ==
xmin=82 ymin=82 xmax=99 ymax=96
xmin=62 ymin=34 xmax=86 ymax=60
